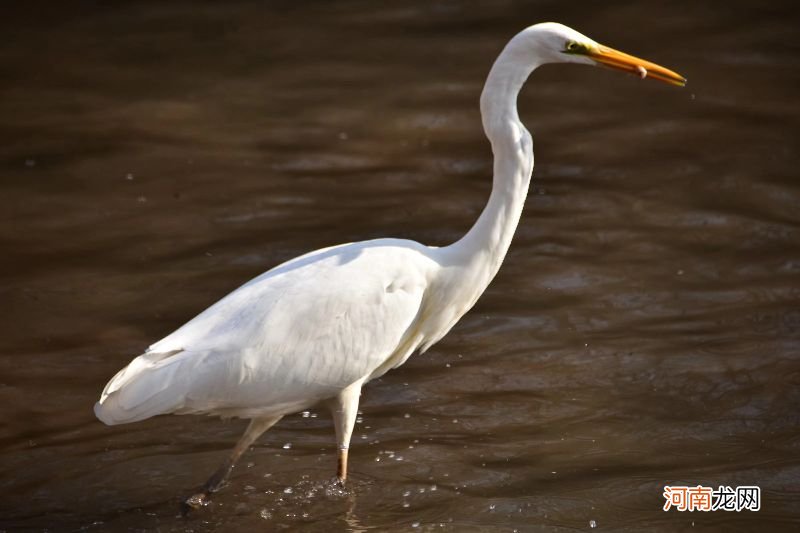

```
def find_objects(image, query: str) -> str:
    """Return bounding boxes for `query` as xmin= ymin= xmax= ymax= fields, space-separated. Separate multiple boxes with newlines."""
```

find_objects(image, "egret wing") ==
xmin=96 ymin=239 xmax=432 ymax=423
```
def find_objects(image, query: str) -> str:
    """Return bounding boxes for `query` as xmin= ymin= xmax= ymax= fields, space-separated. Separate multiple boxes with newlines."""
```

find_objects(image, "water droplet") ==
xmin=403 ymin=490 xmax=411 ymax=497
xmin=430 ymin=484 xmax=437 ymax=491
xmin=404 ymin=413 xmax=411 ymax=418
xmin=282 ymin=443 xmax=292 ymax=449
xmin=489 ymin=504 xmax=496 ymax=511
xmin=411 ymin=521 xmax=420 ymax=528
xmin=403 ymin=502 xmax=410 ymax=508
xmin=283 ymin=487 xmax=293 ymax=494
xmin=589 ymin=519 xmax=597 ymax=528
xmin=259 ymin=509 xmax=272 ymax=519
xmin=301 ymin=411 xmax=310 ymax=418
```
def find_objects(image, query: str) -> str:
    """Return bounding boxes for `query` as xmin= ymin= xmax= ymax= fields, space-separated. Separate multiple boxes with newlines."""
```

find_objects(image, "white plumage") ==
xmin=97 ymin=240 xmax=433 ymax=423
xmin=95 ymin=22 xmax=684 ymax=507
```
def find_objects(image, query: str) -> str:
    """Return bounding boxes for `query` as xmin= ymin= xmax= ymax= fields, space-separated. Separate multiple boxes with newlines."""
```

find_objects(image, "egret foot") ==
xmin=181 ymin=490 xmax=211 ymax=516
xmin=180 ymin=461 xmax=231 ymax=515
xmin=180 ymin=416 xmax=282 ymax=516
xmin=325 ymin=476 xmax=349 ymax=498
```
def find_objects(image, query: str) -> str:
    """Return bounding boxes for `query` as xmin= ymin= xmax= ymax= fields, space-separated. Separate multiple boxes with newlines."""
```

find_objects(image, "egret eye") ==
xmin=563 ymin=41 xmax=587 ymax=55
xmin=564 ymin=41 xmax=586 ymax=54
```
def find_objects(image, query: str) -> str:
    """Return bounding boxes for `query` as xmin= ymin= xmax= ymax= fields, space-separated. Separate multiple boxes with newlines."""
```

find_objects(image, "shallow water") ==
xmin=1 ymin=1 xmax=799 ymax=531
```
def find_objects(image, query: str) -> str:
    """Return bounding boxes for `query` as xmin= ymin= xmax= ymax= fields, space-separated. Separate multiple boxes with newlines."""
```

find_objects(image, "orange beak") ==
xmin=588 ymin=44 xmax=686 ymax=87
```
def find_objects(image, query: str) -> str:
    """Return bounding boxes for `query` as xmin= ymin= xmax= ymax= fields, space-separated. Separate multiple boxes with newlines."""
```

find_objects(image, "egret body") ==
xmin=95 ymin=23 xmax=685 ymax=507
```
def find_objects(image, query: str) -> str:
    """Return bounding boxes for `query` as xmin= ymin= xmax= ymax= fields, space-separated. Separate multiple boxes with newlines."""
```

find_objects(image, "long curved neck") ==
xmin=440 ymin=42 xmax=539 ymax=293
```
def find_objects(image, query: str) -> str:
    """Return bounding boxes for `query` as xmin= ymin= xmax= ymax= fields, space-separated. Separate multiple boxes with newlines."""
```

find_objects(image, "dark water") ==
xmin=2 ymin=1 xmax=799 ymax=531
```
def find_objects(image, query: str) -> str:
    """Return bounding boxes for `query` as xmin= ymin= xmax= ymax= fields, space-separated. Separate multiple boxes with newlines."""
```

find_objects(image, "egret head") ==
xmin=517 ymin=22 xmax=686 ymax=87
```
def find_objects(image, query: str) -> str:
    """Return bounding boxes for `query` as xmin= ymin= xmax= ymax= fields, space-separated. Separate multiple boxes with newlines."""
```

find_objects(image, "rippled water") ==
xmin=2 ymin=1 xmax=798 ymax=531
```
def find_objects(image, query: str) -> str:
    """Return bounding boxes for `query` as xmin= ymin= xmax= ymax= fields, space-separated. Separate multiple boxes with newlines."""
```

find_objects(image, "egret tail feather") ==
xmin=94 ymin=349 xmax=190 ymax=425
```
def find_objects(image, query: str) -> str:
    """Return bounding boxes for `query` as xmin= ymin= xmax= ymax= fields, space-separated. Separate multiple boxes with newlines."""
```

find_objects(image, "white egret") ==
xmin=95 ymin=22 xmax=685 ymax=508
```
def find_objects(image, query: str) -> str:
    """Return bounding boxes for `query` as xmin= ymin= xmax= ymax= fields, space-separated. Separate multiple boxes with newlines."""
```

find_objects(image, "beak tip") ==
xmin=589 ymin=45 xmax=687 ymax=89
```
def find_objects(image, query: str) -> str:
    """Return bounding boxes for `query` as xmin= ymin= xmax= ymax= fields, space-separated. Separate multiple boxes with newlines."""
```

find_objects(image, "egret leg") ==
xmin=182 ymin=415 xmax=281 ymax=512
xmin=327 ymin=380 xmax=364 ymax=484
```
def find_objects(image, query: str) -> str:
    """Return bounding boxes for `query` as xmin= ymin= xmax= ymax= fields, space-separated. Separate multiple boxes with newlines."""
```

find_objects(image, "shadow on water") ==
xmin=1 ymin=1 xmax=799 ymax=531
